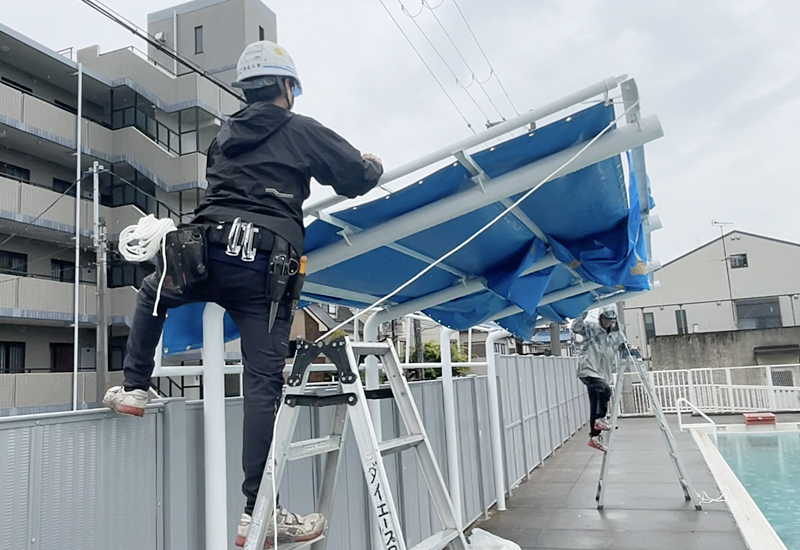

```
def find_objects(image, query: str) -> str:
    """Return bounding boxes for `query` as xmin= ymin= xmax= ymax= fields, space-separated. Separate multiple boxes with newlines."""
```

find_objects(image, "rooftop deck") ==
xmin=474 ymin=416 xmax=746 ymax=550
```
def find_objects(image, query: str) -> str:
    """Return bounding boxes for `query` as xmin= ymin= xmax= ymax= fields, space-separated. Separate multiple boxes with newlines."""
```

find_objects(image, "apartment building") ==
xmin=0 ymin=0 xmax=276 ymax=380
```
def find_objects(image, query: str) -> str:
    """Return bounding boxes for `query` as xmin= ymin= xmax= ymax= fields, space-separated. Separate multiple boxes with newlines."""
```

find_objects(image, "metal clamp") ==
xmin=226 ymin=217 xmax=259 ymax=261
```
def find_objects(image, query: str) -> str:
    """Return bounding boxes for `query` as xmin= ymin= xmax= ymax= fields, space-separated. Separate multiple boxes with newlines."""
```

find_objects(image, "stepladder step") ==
xmin=286 ymin=436 xmax=342 ymax=461
xmin=409 ymin=529 xmax=460 ymax=550
xmin=379 ymin=434 xmax=425 ymax=455
xmin=350 ymin=341 xmax=393 ymax=356
xmin=265 ymin=534 xmax=325 ymax=550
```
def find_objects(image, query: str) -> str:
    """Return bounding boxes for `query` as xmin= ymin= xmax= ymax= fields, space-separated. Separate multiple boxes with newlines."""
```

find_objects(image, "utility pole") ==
xmin=712 ymin=220 xmax=737 ymax=329
xmin=92 ymin=161 xmax=109 ymax=406
xmin=549 ymin=322 xmax=562 ymax=356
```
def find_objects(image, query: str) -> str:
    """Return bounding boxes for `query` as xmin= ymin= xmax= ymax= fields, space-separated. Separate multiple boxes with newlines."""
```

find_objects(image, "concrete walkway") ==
xmin=472 ymin=417 xmax=746 ymax=550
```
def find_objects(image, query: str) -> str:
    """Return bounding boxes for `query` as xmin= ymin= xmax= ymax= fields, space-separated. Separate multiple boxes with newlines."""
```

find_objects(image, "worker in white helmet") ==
xmin=102 ymin=40 xmax=383 ymax=547
xmin=571 ymin=306 xmax=629 ymax=452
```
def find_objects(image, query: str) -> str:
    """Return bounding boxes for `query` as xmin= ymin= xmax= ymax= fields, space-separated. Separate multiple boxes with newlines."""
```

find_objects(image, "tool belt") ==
xmin=202 ymin=218 xmax=306 ymax=313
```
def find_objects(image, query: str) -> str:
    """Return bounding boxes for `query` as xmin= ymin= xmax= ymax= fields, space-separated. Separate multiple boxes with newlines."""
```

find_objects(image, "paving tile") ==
xmin=478 ymin=417 xmax=747 ymax=548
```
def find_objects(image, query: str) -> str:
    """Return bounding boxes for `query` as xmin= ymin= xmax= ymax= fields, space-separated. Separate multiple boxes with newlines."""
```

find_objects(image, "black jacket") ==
xmin=193 ymin=102 xmax=383 ymax=254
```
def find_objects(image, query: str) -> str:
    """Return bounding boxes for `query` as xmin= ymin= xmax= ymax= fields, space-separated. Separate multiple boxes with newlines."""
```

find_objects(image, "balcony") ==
xmin=0 ymin=81 xmax=207 ymax=191
xmin=0 ymin=175 xmax=144 ymax=243
xmin=76 ymin=45 xmax=241 ymax=118
xmin=0 ymin=273 xmax=95 ymax=322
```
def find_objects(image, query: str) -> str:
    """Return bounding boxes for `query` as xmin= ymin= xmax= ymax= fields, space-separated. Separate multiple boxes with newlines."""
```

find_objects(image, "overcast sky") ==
xmin=4 ymin=0 xmax=800 ymax=262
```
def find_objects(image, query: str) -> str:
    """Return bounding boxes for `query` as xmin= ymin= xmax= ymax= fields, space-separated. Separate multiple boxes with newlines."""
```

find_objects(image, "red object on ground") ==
xmin=743 ymin=412 xmax=776 ymax=425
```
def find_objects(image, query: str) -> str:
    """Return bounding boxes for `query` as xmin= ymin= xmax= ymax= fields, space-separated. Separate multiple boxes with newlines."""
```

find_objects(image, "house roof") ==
xmin=660 ymin=230 xmax=800 ymax=270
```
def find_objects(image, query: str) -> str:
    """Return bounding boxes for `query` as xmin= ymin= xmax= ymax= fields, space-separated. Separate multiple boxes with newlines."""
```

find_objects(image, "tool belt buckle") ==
xmin=226 ymin=217 xmax=258 ymax=261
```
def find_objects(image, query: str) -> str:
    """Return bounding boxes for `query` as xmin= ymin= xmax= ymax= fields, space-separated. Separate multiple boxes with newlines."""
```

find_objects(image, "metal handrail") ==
xmin=676 ymin=397 xmax=716 ymax=432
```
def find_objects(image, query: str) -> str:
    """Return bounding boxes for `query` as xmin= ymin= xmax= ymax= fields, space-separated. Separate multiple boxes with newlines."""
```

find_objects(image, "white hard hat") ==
xmin=599 ymin=305 xmax=618 ymax=320
xmin=232 ymin=41 xmax=303 ymax=96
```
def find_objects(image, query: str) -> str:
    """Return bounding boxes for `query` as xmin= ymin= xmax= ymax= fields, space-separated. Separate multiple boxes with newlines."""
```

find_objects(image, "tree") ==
xmin=407 ymin=341 xmax=471 ymax=380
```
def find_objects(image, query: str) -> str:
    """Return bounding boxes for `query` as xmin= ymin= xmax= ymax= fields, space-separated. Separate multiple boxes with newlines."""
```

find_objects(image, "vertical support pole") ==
xmin=201 ymin=303 xmax=229 ymax=550
xmin=94 ymin=162 xmax=109 ymax=406
xmin=172 ymin=10 xmax=179 ymax=75
xmin=440 ymin=326 xmax=462 ymax=527
xmin=362 ymin=311 xmax=383 ymax=550
xmin=766 ymin=365 xmax=776 ymax=411
xmin=725 ymin=368 xmax=734 ymax=412
xmin=549 ymin=323 xmax=561 ymax=356
xmin=353 ymin=309 xmax=359 ymax=342
xmin=485 ymin=329 xmax=509 ymax=511
xmin=467 ymin=327 xmax=473 ymax=361
xmin=72 ymin=62 xmax=83 ymax=411
xmin=404 ymin=316 xmax=411 ymax=364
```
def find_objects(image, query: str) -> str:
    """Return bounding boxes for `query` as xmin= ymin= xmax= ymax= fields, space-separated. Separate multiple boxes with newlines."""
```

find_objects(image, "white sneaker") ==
xmin=102 ymin=386 xmax=148 ymax=417
xmin=235 ymin=508 xmax=326 ymax=547
xmin=588 ymin=434 xmax=608 ymax=453
xmin=594 ymin=418 xmax=611 ymax=432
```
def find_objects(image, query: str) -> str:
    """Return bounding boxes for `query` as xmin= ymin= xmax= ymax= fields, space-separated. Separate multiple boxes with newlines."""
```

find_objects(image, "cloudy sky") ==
xmin=5 ymin=0 xmax=800 ymax=262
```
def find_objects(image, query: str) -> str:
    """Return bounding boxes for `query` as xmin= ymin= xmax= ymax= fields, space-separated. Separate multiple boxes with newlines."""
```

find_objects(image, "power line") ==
xmin=377 ymin=0 xmax=476 ymax=133
xmin=397 ymin=0 xmax=493 ymax=124
xmin=421 ymin=0 xmax=505 ymax=120
xmin=451 ymin=0 xmax=520 ymax=116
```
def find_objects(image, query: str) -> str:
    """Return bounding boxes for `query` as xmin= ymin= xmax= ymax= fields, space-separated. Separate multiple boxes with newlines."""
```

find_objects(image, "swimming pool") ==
xmin=716 ymin=432 xmax=800 ymax=550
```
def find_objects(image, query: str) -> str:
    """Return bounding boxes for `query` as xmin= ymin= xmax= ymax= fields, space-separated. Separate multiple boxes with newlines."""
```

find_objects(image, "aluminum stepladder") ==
xmin=245 ymin=336 xmax=469 ymax=550
xmin=595 ymin=349 xmax=702 ymax=511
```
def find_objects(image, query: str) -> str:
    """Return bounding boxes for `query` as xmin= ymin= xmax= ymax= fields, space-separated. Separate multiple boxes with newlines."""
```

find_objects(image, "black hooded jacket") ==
xmin=193 ymin=102 xmax=383 ymax=254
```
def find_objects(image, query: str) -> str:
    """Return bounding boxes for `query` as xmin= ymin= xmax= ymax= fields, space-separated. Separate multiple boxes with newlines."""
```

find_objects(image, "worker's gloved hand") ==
xmin=362 ymin=153 xmax=382 ymax=166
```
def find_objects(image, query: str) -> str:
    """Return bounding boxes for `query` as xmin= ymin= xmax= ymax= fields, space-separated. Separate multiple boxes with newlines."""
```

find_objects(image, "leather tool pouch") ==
xmin=157 ymin=224 xmax=209 ymax=294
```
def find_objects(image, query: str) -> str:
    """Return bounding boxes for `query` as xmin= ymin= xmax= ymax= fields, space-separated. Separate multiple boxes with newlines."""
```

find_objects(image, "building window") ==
xmin=643 ymin=312 xmax=656 ymax=343
xmin=493 ymin=342 xmax=507 ymax=355
xmin=730 ymin=254 xmax=748 ymax=269
xmin=53 ymin=177 xmax=76 ymax=196
xmin=51 ymin=259 xmax=76 ymax=283
xmin=736 ymin=298 xmax=782 ymax=330
xmin=259 ymin=26 xmax=265 ymax=40
xmin=326 ymin=304 xmax=337 ymax=316
xmin=0 ymin=161 xmax=31 ymax=183
xmin=108 ymin=261 xmax=154 ymax=289
xmin=50 ymin=343 xmax=73 ymax=373
xmin=194 ymin=26 xmax=204 ymax=54
xmin=675 ymin=309 xmax=688 ymax=335
xmin=0 ymin=342 xmax=25 ymax=374
xmin=0 ymin=250 xmax=27 ymax=276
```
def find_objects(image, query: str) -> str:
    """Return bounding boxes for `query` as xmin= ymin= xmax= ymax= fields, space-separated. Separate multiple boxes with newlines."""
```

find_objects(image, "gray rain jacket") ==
xmin=571 ymin=312 xmax=629 ymax=382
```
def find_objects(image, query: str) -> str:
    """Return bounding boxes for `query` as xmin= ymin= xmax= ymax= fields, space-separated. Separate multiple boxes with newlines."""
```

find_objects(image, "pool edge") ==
xmin=689 ymin=428 xmax=788 ymax=550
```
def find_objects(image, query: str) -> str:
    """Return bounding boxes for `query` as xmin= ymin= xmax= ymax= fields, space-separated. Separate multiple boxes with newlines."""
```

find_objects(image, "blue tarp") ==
xmin=162 ymin=102 xmax=652 ymax=353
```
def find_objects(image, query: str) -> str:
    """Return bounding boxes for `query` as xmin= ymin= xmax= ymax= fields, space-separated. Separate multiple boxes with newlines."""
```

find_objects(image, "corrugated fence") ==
xmin=0 ymin=355 xmax=587 ymax=550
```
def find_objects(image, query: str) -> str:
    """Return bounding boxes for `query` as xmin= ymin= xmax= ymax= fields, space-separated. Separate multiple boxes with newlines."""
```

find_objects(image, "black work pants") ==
xmin=580 ymin=376 xmax=612 ymax=437
xmin=122 ymin=244 xmax=292 ymax=514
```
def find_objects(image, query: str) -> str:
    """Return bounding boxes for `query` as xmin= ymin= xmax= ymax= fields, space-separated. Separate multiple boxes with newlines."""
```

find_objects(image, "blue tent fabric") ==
xmin=161 ymin=102 xmax=653 ymax=353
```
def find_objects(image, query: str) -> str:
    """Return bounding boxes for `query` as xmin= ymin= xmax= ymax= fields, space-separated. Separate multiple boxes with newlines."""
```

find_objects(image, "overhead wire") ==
xmin=317 ymin=100 xmax=642 ymax=342
xmin=396 ymin=0 xmax=493 ymax=124
xmin=421 ymin=0 xmax=506 ymax=121
xmin=378 ymin=0 xmax=476 ymax=133
xmin=78 ymin=0 xmax=244 ymax=102
xmin=450 ymin=0 xmax=521 ymax=117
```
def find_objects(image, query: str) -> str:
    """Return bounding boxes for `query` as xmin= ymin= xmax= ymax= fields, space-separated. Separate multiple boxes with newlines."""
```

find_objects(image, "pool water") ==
xmin=716 ymin=432 xmax=800 ymax=550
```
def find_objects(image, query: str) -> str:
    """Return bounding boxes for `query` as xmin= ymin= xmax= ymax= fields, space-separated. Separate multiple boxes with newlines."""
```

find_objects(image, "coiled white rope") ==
xmin=118 ymin=214 xmax=177 ymax=316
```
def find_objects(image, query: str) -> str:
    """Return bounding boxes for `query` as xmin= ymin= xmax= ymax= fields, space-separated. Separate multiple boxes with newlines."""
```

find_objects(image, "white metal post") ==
xmin=440 ymin=326 xmax=462 ymax=527
xmin=485 ymin=329 xmax=509 ymax=511
xmin=766 ymin=365 xmax=777 ymax=411
xmin=404 ymin=316 xmax=411 ymax=364
xmin=201 ymin=303 xmax=229 ymax=550
xmin=467 ymin=328 xmax=473 ymax=362
xmin=725 ymin=368 xmax=734 ymax=412
xmin=72 ymin=62 xmax=83 ymax=411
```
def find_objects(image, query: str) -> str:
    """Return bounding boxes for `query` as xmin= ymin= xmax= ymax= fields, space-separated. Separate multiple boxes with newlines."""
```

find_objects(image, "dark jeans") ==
xmin=580 ymin=376 xmax=612 ymax=437
xmin=123 ymin=244 xmax=293 ymax=514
